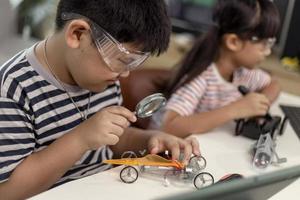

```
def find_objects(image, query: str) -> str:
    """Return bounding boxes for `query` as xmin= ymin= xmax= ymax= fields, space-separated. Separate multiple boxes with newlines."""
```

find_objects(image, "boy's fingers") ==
xmin=185 ymin=137 xmax=201 ymax=156
xmin=106 ymin=133 xmax=120 ymax=145
xmin=181 ymin=142 xmax=192 ymax=164
xmin=109 ymin=124 xmax=125 ymax=137
xmin=190 ymin=138 xmax=201 ymax=156
xmin=110 ymin=115 xmax=131 ymax=129
xmin=149 ymin=138 xmax=160 ymax=154
xmin=107 ymin=106 xmax=137 ymax=122
xmin=170 ymin=143 xmax=180 ymax=161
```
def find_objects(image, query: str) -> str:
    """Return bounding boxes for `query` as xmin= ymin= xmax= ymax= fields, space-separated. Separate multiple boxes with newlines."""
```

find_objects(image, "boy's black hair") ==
xmin=55 ymin=0 xmax=171 ymax=56
xmin=166 ymin=0 xmax=280 ymax=97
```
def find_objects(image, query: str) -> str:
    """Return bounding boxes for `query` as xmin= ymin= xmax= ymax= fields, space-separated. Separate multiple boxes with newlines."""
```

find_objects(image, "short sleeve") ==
xmin=166 ymin=77 xmax=207 ymax=116
xmin=0 ymin=97 xmax=35 ymax=183
xmin=244 ymin=69 xmax=271 ymax=92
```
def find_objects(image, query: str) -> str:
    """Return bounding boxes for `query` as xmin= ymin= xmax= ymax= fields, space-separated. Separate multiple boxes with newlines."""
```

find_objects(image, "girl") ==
xmin=160 ymin=0 xmax=281 ymax=137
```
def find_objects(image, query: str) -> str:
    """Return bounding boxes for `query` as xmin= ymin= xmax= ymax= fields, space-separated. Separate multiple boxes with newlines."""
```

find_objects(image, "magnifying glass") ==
xmin=134 ymin=93 xmax=166 ymax=118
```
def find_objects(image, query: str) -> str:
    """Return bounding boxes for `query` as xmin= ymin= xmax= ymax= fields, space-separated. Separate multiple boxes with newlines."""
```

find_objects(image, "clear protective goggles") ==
xmin=61 ymin=13 xmax=150 ymax=73
xmin=251 ymin=36 xmax=277 ymax=49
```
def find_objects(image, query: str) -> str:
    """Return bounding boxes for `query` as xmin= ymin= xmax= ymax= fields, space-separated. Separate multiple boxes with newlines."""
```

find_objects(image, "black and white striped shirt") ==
xmin=0 ymin=45 xmax=122 ymax=186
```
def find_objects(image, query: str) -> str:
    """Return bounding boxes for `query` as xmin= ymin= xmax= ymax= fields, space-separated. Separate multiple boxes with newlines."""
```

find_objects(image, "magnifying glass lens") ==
xmin=135 ymin=93 xmax=166 ymax=118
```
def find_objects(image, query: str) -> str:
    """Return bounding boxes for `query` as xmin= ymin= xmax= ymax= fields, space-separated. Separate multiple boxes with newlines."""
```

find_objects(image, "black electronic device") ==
xmin=235 ymin=86 xmax=285 ymax=140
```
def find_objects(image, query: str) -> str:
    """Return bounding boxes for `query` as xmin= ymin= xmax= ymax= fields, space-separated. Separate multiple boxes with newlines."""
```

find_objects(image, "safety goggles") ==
xmin=61 ymin=13 xmax=150 ymax=73
xmin=250 ymin=36 xmax=277 ymax=50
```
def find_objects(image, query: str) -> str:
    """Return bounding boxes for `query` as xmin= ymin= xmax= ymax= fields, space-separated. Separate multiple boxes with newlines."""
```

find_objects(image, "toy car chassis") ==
xmin=104 ymin=153 xmax=214 ymax=189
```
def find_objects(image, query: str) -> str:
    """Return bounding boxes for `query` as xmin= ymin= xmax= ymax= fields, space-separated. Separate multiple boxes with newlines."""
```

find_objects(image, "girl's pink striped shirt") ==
xmin=166 ymin=63 xmax=271 ymax=116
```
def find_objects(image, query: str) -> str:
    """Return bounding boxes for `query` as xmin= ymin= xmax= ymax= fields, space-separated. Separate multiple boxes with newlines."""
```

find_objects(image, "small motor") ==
xmin=252 ymin=133 xmax=287 ymax=169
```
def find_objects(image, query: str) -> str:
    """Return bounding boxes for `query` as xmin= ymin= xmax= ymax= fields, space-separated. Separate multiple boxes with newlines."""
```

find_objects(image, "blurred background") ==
xmin=1 ymin=0 xmax=299 ymax=95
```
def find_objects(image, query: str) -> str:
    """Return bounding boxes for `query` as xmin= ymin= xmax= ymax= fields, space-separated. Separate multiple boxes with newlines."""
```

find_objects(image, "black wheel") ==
xmin=188 ymin=155 xmax=207 ymax=173
xmin=120 ymin=166 xmax=138 ymax=183
xmin=193 ymin=172 xmax=214 ymax=189
xmin=121 ymin=151 xmax=137 ymax=159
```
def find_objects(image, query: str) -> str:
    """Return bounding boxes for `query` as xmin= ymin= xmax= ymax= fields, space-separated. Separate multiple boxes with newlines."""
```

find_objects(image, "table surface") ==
xmin=31 ymin=92 xmax=300 ymax=200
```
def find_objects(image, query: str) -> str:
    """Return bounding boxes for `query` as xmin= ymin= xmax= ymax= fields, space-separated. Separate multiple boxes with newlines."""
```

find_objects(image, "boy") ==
xmin=0 ymin=0 xmax=200 ymax=199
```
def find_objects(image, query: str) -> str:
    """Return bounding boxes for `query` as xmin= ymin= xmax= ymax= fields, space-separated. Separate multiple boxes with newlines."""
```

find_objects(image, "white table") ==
xmin=31 ymin=92 xmax=300 ymax=200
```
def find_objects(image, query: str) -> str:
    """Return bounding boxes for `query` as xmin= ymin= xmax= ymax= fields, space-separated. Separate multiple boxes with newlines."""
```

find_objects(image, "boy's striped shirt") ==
xmin=0 ymin=45 xmax=122 ymax=186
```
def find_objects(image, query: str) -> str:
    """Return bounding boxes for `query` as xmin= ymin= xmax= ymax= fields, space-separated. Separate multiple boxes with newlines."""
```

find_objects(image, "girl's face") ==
xmin=234 ymin=37 xmax=274 ymax=69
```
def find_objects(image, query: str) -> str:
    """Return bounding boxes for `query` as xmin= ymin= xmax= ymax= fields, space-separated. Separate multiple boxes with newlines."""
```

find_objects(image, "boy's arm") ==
xmin=260 ymin=77 xmax=281 ymax=103
xmin=0 ymin=106 xmax=136 ymax=199
xmin=0 ymin=130 xmax=88 ymax=200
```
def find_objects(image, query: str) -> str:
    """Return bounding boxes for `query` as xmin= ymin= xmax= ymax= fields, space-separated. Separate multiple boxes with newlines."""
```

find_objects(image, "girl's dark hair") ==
xmin=55 ymin=0 xmax=171 ymax=56
xmin=166 ymin=0 xmax=280 ymax=97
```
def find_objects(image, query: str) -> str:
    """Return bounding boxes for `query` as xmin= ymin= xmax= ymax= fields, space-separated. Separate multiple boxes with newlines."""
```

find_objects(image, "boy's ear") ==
xmin=223 ymin=34 xmax=243 ymax=52
xmin=64 ymin=20 xmax=90 ymax=49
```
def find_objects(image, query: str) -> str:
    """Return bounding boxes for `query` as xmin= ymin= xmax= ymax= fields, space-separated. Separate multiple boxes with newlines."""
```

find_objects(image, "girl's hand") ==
xmin=230 ymin=93 xmax=270 ymax=119
xmin=74 ymin=106 xmax=137 ymax=151
xmin=148 ymin=133 xmax=200 ymax=164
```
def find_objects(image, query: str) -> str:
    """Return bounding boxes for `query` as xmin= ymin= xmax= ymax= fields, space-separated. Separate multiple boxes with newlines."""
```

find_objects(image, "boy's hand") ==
xmin=231 ymin=93 xmax=270 ymax=119
xmin=75 ymin=106 xmax=137 ymax=150
xmin=148 ymin=133 xmax=200 ymax=164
